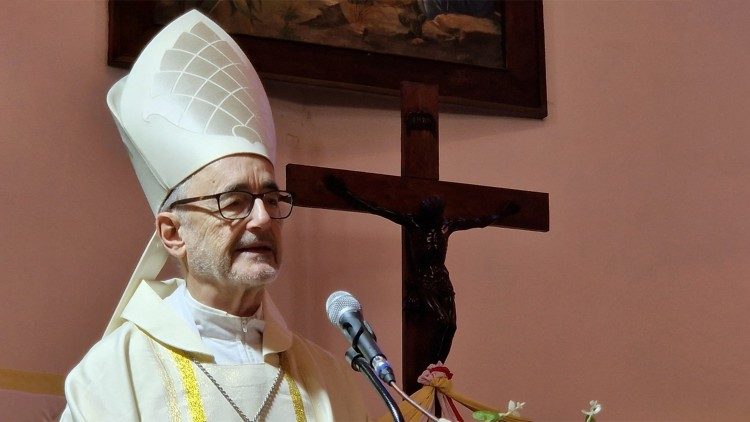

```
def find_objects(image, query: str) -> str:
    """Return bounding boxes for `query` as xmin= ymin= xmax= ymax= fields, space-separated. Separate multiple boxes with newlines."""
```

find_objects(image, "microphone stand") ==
xmin=346 ymin=348 xmax=405 ymax=422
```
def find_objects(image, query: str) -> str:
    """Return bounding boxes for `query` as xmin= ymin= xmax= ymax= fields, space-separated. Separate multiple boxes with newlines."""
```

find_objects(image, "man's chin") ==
xmin=229 ymin=264 xmax=279 ymax=286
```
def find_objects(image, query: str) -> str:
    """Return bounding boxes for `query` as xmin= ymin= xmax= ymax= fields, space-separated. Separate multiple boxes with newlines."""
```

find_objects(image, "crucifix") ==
xmin=286 ymin=82 xmax=549 ymax=394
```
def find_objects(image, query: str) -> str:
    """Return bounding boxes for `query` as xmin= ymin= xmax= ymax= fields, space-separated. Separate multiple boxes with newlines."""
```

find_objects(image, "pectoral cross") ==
xmin=286 ymin=82 xmax=549 ymax=393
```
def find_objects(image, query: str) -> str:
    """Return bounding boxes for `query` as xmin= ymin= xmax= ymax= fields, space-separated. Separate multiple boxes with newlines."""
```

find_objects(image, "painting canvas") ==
xmin=109 ymin=0 xmax=545 ymax=117
xmin=155 ymin=0 xmax=505 ymax=69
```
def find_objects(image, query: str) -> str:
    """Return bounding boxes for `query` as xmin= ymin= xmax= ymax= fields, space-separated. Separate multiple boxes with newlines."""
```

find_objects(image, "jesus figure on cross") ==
xmin=325 ymin=175 xmax=519 ymax=362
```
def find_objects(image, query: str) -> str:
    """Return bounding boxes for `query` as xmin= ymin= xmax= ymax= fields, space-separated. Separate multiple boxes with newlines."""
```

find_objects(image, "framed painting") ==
xmin=108 ymin=0 xmax=546 ymax=118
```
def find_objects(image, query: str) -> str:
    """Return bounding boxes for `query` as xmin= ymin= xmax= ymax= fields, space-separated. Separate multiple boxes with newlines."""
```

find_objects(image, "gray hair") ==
xmin=158 ymin=176 xmax=192 ymax=214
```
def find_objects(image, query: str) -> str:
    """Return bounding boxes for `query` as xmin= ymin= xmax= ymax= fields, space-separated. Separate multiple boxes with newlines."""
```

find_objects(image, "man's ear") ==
xmin=155 ymin=212 xmax=186 ymax=260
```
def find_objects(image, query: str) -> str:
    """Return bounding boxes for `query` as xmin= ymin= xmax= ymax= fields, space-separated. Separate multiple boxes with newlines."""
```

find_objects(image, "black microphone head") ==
xmin=326 ymin=291 xmax=361 ymax=325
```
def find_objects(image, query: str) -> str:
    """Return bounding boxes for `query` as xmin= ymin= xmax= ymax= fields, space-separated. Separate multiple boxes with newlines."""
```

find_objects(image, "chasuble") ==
xmin=61 ymin=279 xmax=368 ymax=421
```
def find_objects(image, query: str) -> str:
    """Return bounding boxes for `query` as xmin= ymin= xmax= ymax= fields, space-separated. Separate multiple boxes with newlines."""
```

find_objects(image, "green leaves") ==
xmin=473 ymin=410 xmax=502 ymax=422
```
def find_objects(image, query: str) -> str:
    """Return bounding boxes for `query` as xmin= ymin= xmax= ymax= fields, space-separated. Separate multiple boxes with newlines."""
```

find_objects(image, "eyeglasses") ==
xmin=169 ymin=190 xmax=294 ymax=220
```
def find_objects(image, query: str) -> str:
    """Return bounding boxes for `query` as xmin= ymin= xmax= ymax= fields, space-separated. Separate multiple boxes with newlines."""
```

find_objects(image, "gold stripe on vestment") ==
xmin=168 ymin=349 xmax=207 ymax=422
xmin=285 ymin=373 xmax=307 ymax=422
xmin=146 ymin=337 xmax=181 ymax=422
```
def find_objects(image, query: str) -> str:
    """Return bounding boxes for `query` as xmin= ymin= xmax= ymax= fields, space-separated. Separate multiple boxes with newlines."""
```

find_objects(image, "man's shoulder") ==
xmin=62 ymin=323 xmax=161 ymax=420
xmin=290 ymin=331 xmax=337 ymax=360
xmin=287 ymin=331 xmax=354 ymax=378
xmin=67 ymin=322 xmax=147 ymax=380
xmin=84 ymin=321 xmax=145 ymax=353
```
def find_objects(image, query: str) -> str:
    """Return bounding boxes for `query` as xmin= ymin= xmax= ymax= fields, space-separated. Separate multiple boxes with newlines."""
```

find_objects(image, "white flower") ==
xmin=505 ymin=400 xmax=525 ymax=417
xmin=582 ymin=400 xmax=602 ymax=416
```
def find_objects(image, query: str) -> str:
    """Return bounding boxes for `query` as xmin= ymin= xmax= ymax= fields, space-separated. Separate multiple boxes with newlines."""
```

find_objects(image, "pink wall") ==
xmin=1 ymin=0 xmax=748 ymax=420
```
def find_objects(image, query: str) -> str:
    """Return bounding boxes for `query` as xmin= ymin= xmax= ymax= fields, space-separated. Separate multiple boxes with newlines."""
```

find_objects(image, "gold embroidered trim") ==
xmin=146 ymin=338 xmax=181 ymax=422
xmin=168 ymin=349 xmax=207 ymax=422
xmin=285 ymin=373 xmax=307 ymax=422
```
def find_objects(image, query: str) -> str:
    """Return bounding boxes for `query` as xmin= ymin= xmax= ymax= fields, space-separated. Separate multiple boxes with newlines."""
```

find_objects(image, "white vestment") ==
xmin=61 ymin=279 xmax=368 ymax=421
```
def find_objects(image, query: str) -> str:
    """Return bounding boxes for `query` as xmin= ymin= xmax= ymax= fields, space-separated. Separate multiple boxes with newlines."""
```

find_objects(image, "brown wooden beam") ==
xmin=286 ymin=164 xmax=549 ymax=232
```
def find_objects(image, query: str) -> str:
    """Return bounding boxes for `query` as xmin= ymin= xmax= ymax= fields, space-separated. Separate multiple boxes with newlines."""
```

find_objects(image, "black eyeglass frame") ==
xmin=168 ymin=189 xmax=294 ymax=220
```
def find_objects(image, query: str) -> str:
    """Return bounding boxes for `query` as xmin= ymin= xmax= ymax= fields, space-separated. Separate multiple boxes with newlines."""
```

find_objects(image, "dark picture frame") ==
xmin=108 ymin=0 xmax=546 ymax=118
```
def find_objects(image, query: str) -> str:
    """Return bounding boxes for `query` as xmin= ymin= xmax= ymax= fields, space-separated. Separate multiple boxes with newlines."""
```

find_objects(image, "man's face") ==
xmin=178 ymin=155 xmax=283 ymax=289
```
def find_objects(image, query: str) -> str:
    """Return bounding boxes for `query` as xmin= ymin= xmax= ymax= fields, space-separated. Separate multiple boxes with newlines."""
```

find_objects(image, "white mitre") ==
xmin=104 ymin=10 xmax=276 ymax=335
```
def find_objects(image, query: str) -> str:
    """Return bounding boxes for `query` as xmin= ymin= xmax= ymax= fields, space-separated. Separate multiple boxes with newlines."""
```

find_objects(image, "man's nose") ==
xmin=245 ymin=197 xmax=271 ymax=229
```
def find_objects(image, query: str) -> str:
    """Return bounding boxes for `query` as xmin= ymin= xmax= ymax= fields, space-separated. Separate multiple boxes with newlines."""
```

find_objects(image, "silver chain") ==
xmin=191 ymin=356 xmax=285 ymax=422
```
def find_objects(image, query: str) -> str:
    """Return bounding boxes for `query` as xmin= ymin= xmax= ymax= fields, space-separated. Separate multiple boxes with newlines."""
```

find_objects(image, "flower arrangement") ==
xmin=378 ymin=361 xmax=603 ymax=422
xmin=471 ymin=398 xmax=603 ymax=422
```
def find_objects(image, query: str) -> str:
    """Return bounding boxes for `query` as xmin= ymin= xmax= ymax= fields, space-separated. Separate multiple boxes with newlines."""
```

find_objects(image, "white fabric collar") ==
xmin=121 ymin=279 xmax=293 ymax=364
xmin=168 ymin=281 xmax=266 ymax=342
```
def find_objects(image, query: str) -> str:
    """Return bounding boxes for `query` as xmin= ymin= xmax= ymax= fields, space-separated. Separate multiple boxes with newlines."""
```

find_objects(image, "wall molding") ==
xmin=0 ymin=368 xmax=64 ymax=396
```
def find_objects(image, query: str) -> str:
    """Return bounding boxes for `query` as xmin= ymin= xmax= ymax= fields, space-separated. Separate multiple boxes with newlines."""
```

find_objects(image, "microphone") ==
xmin=326 ymin=291 xmax=396 ymax=384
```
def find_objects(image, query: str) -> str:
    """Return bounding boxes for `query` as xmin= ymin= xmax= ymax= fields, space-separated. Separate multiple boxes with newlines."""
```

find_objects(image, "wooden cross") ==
xmin=286 ymin=82 xmax=549 ymax=394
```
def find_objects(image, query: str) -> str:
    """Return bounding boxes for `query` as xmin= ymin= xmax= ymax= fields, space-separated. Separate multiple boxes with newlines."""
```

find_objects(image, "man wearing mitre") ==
xmin=62 ymin=10 xmax=368 ymax=421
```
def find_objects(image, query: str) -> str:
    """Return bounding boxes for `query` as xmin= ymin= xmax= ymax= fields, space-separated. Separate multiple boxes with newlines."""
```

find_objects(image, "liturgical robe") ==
xmin=61 ymin=279 xmax=368 ymax=421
